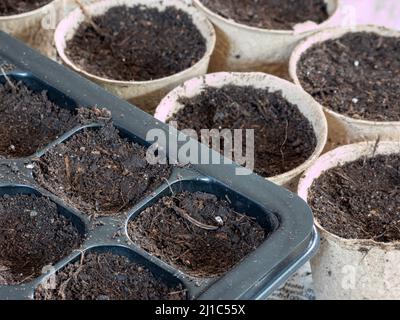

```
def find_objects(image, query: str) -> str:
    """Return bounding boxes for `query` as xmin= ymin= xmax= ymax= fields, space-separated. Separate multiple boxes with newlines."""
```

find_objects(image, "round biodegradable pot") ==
xmin=289 ymin=25 xmax=400 ymax=148
xmin=192 ymin=0 xmax=341 ymax=77
xmin=55 ymin=0 xmax=216 ymax=114
xmin=298 ymin=141 xmax=400 ymax=300
xmin=155 ymin=72 xmax=328 ymax=191
xmin=0 ymin=0 xmax=63 ymax=57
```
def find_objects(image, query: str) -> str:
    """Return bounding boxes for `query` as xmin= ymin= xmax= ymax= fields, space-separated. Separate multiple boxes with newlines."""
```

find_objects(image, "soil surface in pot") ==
xmin=35 ymin=252 xmax=186 ymax=300
xmin=0 ymin=80 xmax=80 ymax=158
xmin=309 ymin=154 xmax=400 ymax=242
xmin=200 ymin=0 xmax=329 ymax=30
xmin=170 ymin=85 xmax=317 ymax=177
xmin=0 ymin=0 xmax=51 ymax=16
xmin=297 ymin=32 xmax=400 ymax=121
xmin=33 ymin=124 xmax=172 ymax=216
xmin=0 ymin=194 xmax=83 ymax=285
xmin=128 ymin=191 xmax=266 ymax=277
xmin=66 ymin=5 xmax=207 ymax=81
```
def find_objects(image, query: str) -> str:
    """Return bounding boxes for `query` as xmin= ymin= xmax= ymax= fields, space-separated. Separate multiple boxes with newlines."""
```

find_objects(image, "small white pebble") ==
xmin=352 ymin=98 xmax=359 ymax=104
xmin=29 ymin=210 xmax=38 ymax=217
xmin=215 ymin=216 xmax=224 ymax=226
xmin=26 ymin=164 xmax=34 ymax=169
xmin=354 ymin=60 xmax=360 ymax=67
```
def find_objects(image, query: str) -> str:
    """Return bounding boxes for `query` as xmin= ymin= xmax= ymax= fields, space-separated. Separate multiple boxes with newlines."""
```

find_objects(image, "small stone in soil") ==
xmin=66 ymin=5 xmax=207 ymax=81
xmin=309 ymin=154 xmax=400 ymax=242
xmin=0 ymin=194 xmax=83 ymax=285
xmin=33 ymin=124 xmax=172 ymax=216
xmin=128 ymin=191 xmax=267 ymax=278
xmin=297 ymin=32 xmax=400 ymax=121
xmin=171 ymin=85 xmax=317 ymax=177
xmin=35 ymin=252 xmax=186 ymax=300
xmin=200 ymin=0 xmax=329 ymax=30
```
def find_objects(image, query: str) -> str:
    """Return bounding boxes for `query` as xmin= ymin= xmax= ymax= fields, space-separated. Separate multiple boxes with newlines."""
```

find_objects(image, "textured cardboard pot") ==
xmin=342 ymin=0 xmax=400 ymax=30
xmin=298 ymin=142 xmax=400 ymax=300
xmin=155 ymin=72 xmax=328 ymax=191
xmin=192 ymin=0 xmax=341 ymax=77
xmin=55 ymin=0 xmax=216 ymax=114
xmin=0 ymin=0 xmax=63 ymax=57
xmin=289 ymin=25 xmax=400 ymax=149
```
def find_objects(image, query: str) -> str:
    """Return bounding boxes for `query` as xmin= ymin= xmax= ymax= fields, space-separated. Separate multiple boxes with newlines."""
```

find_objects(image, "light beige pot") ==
xmin=192 ymin=0 xmax=341 ymax=77
xmin=155 ymin=72 xmax=328 ymax=191
xmin=0 ymin=0 xmax=63 ymax=57
xmin=55 ymin=0 xmax=216 ymax=114
xmin=298 ymin=141 xmax=400 ymax=300
xmin=290 ymin=25 xmax=400 ymax=149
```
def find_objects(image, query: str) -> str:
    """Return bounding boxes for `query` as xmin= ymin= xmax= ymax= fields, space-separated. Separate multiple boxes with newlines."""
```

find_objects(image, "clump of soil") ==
xmin=309 ymin=154 xmax=400 ymax=242
xmin=171 ymin=85 xmax=317 ymax=177
xmin=0 ymin=0 xmax=51 ymax=16
xmin=0 ymin=80 xmax=111 ymax=158
xmin=201 ymin=0 xmax=329 ymax=30
xmin=34 ymin=124 xmax=172 ymax=216
xmin=297 ymin=32 xmax=400 ymax=121
xmin=35 ymin=252 xmax=186 ymax=300
xmin=0 ymin=194 xmax=83 ymax=285
xmin=66 ymin=5 xmax=207 ymax=81
xmin=128 ymin=191 xmax=266 ymax=277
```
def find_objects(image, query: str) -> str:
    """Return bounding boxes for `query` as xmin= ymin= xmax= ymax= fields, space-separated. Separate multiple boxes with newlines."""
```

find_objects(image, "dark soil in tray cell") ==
xmin=128 ymin=191 xmax=266 ymax=278
xmin=66 ymin=5 xmax=207 ymax=81
xmin=297 ymin=32 xmax=400 ymax=121
xmin=0 ymin=80 xmax=78 ymax=158
xmin=0 ymin=0 xmax=51 ymax=16
xmin=33 ymin=124 xmax=172 ymax=216
xmin=35 ymin=252 xmax=186 ymax=300
xmin=200 ymin=0 xmax=329 ymax=30
xmin=171 ymin=85 xmax=317 ymax=177
xmin=0 ymin=194 xmax=83 ymax=285
xmin=309 ymin=154 xmax=400 ymax=242
xmin=0 ymin=80 xmax=111 ymax=158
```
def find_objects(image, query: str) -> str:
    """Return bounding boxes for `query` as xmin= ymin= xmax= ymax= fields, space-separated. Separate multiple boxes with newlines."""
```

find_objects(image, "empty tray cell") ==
xmin=0 ymin=186 xmax=85 ymax=286
xmin=0 ymin=72 xmax=80 ymax=159
xmin=127 ymin=179 xmax=279 ymax=278
xmin=33 ymin=124 xmax=173 ymax=217
xmin=34 ymin=246 xmax=188 ymax=300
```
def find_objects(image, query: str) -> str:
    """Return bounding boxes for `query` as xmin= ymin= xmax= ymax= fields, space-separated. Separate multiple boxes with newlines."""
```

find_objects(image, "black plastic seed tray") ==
xmin=0 ymin=32 xmax=318 ymax=300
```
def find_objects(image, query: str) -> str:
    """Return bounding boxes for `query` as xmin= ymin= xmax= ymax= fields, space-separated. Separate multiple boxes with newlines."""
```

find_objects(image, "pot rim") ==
xmin=297 ymin=141 xmax=400 ymax=249
xmin=289 ymin=24 xmax=400 ymax=126
xmin=54 ymin=0 xmax=216 ymax=86
xmin=193 ymin=0 xmax=342 ymax=35
xmin=155 ymin=71 xmax=328 ymax=185
xmin=0 ymin=0 xmax=59 ymax=20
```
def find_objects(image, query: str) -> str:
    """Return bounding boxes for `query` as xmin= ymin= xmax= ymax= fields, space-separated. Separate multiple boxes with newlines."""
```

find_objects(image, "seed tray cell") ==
xmin=0 ymin=32 xmax=318 ymax=300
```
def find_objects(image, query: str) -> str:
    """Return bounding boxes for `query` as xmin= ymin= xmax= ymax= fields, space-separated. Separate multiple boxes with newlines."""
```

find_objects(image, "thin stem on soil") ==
xmin=171 ymin=206 xmax=219 ymax=231
xmin=0 ymin=67 xmax=15 ymax=90
xmin=162 ymin=177 xmax=175 ymax=195
xmin=58 ymin=278 xmax=71 ymax=300
xmin=74 ymin=0 xmax=108 ymax=38
xmin=64 ymin=155 xmax=71 ymax=182
xmin=280 ymin=119 xmax=289 ymax=167
xmin=372 ymin=137 xmax=381 ymax=158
